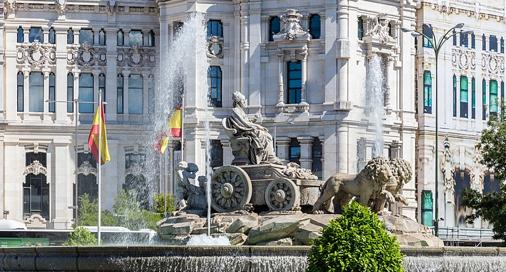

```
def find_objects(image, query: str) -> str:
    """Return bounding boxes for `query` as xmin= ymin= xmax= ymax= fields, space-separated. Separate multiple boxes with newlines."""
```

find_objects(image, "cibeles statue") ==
xmin=223 ymin=91 xmax=282 ymax=165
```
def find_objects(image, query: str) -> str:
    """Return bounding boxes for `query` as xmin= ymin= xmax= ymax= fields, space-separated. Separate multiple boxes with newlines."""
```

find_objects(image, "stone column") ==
xmin=23 ymin=70 xmax=29 ymax=112
xmin=4 ymin=144 xmax=24 ymax=221
xmin=52 ymin=143 xmax=73 ymax=229
xmin=73 ymin=72 xmax=80 ymax=106
xmin=298 ymin=136 xmax=313 ymax=170
xmin=55 ymin=27 xmax=68 ymax=123
xmin=123 ymin=71 xmax=130 ymax=114
xmin=337 ymin=0 xmax=350 ymax=106
xmin=43 ymin=71 xmax=50 ymax=114
xmin=142 ymin=72 xmax=149 ymax=116
xmin=4 ymin=27 xmax=17 ymax=121
xmin=93 ymin=71 xmax=100 ymax=107
xmin=337 ymin=125 xmax=348 ymax=173
xmin=276 ymin=137 xmax=290 ymax=163
xmin=248 ymin=1 xmax=261 ymax=113
xmin=300 ymin=48 xmax=308 ymax=104
xmin=105 ymin=27 xmax=117 ymax=121
xmin=240 ymin=2 xmax=249 ymax=97
xmin=0 ymin=19 xmax=5 ymax=115
xmin=277 ymin=50 xmax=284 ymax=106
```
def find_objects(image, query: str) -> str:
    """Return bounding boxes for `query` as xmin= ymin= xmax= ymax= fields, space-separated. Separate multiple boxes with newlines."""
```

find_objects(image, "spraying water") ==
xmin=366 ymin=55 xmax=385 ymax=157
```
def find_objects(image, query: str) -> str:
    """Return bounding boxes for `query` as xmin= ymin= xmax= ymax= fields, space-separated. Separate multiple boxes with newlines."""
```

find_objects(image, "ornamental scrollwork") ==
xmin=16 ymin=42 xmax=56 ymax=68
xmin=273 ymin=9 xmax=311 ymax=42
xmin=117 ymin=46 xmax=156 ymax=67
xmin=77 ymin=161 xmax=97 ymax=176
xmin=364 ymin=15 xmax=395 ymax=44
xmin=481 ymin=53 xmax=505 ymax=76
xmin=23 ymin=160 xmax=48 ymax=176
xmin=207 ymin=36 xmax=223 ymax=58
xmin=452 ymin=48 xmax=476 ymax=71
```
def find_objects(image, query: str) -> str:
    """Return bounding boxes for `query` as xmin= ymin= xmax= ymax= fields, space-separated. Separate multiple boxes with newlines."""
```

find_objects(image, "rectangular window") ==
xmin=422 ymin=24 xmax=433 ymax=48
xmin=471 ymin=32 xmax=475 ymax=49
xmin=148 ymin=75 xmax=155 ymax=114
xmin=453 ymin=75 xmax=457 ymax=117
xmin=309 ymin=14 xmax=321 ymax=39
xmin=460 ymin=31 xmax=468 ymax=47
xmin=269 ymin=17 xmax=281 ymax=41
xmin=482 ymin=34 xmax=487 ymax=51
xmin=490 ymin=35 xmax=498 ymax=52
xmin=289 ymin=138 xmax=301 ymax=165
xmin=471 ymin=78 xmax=476 ymax=119
xmin=358 ymin=17 xmax=364 ymax=40
xmin=208 ymin=66 xmax=222 ymax=107
xmin=129 ymin=30 xmax=143 ymax=47
xmin=501 ymin=81 xmax=505 ymax=111
xmin=287 ymin=61 xmax=302 ymax=104
xmin=421 ymin=190 xmax=433 ymax=227
xmin=210 ymin=140 xmax=223 ymax=168
xmin=460 ymin=76 xmax=468 ymax=118
xmin=117 ymin=74 xmax=124 ymax=114
xmin=490 ymin=79 xmax=498 ymax=117
xmin=49 ymin=73 xmax=56 ymax=113
xmin=29 ymin=27 xmax=44 ymax=43
xmin=29 ymin=72 xmax=44 ymax=113
xmin=67 ymin=73 xmax=74 ymax=113
xmin=128 ymin=74 xmax=143 ymax=114
xmin=311 ymin=138 xmax=323 ymax=179
xmin=207 ymin=20 xmax=223 ymax=38
xmin=79 ymin=28 xmax=94 ymax=45
xmin=17 ymin=72 xmax=24 ymax=112
xmin=423 ymin=71 xmax=432 ymax=113
xmin=483 ymin=79 xmax=487 ymax=120
xmin=79 ymin=73 xmax=94 ymax=113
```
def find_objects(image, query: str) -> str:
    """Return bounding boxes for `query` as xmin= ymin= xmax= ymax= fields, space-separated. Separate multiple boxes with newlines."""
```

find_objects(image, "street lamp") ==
xmin=402 ymin=23 xmax=468 ymax=237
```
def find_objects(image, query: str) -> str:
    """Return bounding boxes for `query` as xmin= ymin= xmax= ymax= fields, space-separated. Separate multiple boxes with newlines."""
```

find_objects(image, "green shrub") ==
xmin=307 ymin=201 xmax=404 ymax=272
xmin=153 ymin=193 xmax=176 ymax=215
xmin=77 ymin=194 xmax=117 ymax=227
xmin=64 ymin=226 xmax=97 ymax=246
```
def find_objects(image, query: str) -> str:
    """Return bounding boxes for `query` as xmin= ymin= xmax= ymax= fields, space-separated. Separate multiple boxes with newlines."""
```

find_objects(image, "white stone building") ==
xmin=0 ymin=0 xmax=420 ymax=229
xmin=415 ymin=0 xmax=503 ymax=229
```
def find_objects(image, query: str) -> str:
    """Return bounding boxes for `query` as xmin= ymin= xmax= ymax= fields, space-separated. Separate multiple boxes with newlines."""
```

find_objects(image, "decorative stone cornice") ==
xmin=23 ymin=160 xmax=47 ymax=176
xmin=77 ymin=160 xmax=97 ymax=176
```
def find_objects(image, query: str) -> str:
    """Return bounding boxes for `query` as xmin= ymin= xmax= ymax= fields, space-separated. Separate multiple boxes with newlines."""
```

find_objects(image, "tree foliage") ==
xmin=462 ymin=114 xmax=506 ymax=242
xmin=307 ymin=201 xmax=403 ymax=272
xmin=64 ymin=226 xmax=97 ymax=246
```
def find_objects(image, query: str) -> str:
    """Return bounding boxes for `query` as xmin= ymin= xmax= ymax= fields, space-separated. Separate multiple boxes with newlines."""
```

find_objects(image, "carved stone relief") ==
xmin=117 ymin=46 xmax=156 ymax=67
xmin=77 ymin=161 xmax=97 ymax=176
xmin=23 ymin=160 xmax=48 ymax=176
xmin=107 ymin=0 xmax=117 ymax=15
xmin=273 ymin=9 xmax=311 ymax=42
xmin=67 ymin=43 xmax=107 ymax=67
xmin=469 ymin=147 xmax=487 ymax=192
xmin=364 ymin=14 xmax=395 ymax=44
xmin=207 ymin=36 xmax=223 ymax=58
xmin=481 ymin=53 xmax=505 ymax=76
xmin=4 ymin=0 xmax=15 ymax=18
xmin=17 ymin=42 xmax=56 ymax=68
xmin=440 ymin=138 xmax=455 ymax=204
xmin=55 ymin=0 xmax=65 ymax=17
xmin=452 ymin=48 xmax=476 ymax=71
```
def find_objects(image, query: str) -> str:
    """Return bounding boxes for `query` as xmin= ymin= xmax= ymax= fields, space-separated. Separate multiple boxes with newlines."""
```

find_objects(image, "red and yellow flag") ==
xmin=169 ymin=108 xmax=182 ymax=138
xmin=88 ymin=102 xmax=110 ymax=165
xmin=155 ymin=131 xmax=169 ymax=154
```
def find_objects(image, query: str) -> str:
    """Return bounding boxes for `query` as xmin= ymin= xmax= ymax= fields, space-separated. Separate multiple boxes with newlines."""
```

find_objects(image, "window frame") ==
xmin=79 ymin=73 xmax=94 ymax=113
xmin=79 ymin=28 xmax=94 ymax=45
xmin=287 ymin=61 xmax=302 ymax=104
xmin=49 ymin=73 xmax=56 ymax=113
xmin=17 ymin=71 xmax=24 ymax=112
xmin=269 ymin=16 xmax=280 ymax=41
xmin=29 ymin=27 xmax=44 ymax=43
xmin=207 ymin=20 xmax=223 ymax=38
xmin=29 ymin=72 xmax=44 ymax=113
xmin=460 ymin=76 xmax=468 ymax=118
xmin=67 ymin=73 xmax=74 ymax=113
xmin=117 ymin=74 xmax=124 ymax=114
xmin=423 ymin=71 xmax=432 ymax=114
xmin=309 ymin=14 xmax=321 ymax=39
xmin=128 ymin=74 xmax=144 ymax=114
xmin=208 ymin=66 xmax=223 ymax=107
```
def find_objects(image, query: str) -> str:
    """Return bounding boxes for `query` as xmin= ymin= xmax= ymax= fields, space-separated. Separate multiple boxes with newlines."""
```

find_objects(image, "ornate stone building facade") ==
xmin=0 ymin=0 xmax=421 ymax=229
xmin=416 ymin=0 xmax=503 ymax=229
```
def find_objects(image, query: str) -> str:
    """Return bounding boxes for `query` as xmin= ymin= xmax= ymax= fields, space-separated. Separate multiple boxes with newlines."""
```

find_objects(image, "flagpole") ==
xmin=97 ymin=90 xmax=102 ymax=245
xmin=180 ymin=95 xmax=185 ymax=161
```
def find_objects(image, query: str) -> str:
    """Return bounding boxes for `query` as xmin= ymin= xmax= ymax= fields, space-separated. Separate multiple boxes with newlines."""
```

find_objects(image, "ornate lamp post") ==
xmin=402 ymin=23 xmax=470 ymax=236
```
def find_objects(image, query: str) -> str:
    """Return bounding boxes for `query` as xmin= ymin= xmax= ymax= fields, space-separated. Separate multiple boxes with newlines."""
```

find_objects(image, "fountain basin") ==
xmin=1 ymin=246 xmax=506 ymax=272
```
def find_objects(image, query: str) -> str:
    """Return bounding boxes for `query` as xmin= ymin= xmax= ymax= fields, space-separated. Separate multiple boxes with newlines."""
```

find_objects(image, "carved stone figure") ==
xmin=4 ymin=0 xmax=16 ymax=19
xmin=176 ymin=161 xmax=207 ymax=213
xmin=107 ymin=0 xmax=117 ymax=15
xmin=273 ymin=9 xmax=311 ymax=41
xmin=223 ymin=91 xmax=282 ymax=165
xmin=365 ymin=14 xmax=394 ymax=44
xmin=440 ymin=138 xmax=456 ymax=203
xmin=55 ymin=0 xmax=65 ymax=18
xmin=280 ymin=162 xmax=318 ymax=180
xmin=312 ymin=157 xmax=396 ymax=214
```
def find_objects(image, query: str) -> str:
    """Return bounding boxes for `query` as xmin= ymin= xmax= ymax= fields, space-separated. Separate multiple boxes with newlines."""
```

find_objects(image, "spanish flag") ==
xmin=169 ymin=108 xmax=182 ymax=138
xmin=88 ymin=102 xmax=110 ymax=165
xmin=156 ymin=131 xmax=169 ymax=154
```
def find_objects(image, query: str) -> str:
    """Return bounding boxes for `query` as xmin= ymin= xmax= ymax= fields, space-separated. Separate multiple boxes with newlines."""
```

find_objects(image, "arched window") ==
xmin=117 ymin=74 xmax=124 ymax=114
xmin=67 ymin=28 xmax=74 ymax=44
xmin=49 ymin=73 xmax=56 ymax=113
xmin=460 ymin=30 xmax=468 ymax=47
xmin=490 ymin=79 xmax=498 ymax=117
xmin=99 ymin=73 xmax=106 ymax=102
xmin=289 ymin=138 xmax=301 ymax=165
xmin=311 ymin=137 xmax=323 ymax=179
xmin=98 ymin=28 xmax=106 ymax=46
xmin=309 ymin=14 xmax=321 ymax=39
xmin=482 ymin=79 xmax=487 ymax=120
xmin=29 ymin=27 xmax=44 ymax=43
xmin=23 ymin=152 xmax=49 ymax=219
xmin=489 ymin=35 xmax=498 ymax=52
xmin=207 ymin=20 xmax=223 ymax=38
xmin=287 ymin=61 xmax=302 ymax=104
xmin=460 ymin=76 xmax=468 ymax=118
xmin=423 ymin=71 xmax=432 ymax=113
xmin=358 ymin=17 xmax=364 ymax=40
xmin=422 ymin=24 xmax=433 ymax=48
xmin=452 ymin=75 xmax=457 ymax=117
xmin=124 ymin=153 xmax=148 ymax=208
xmin=17 ymin=72 xmax=24 ymax=112
xmin=471 ymin=32 xmax=475 ymax=49
xmin=77 ymin=152 xmax=97 ymax=203
xmin=269 ymin=16 xmax=280 ymax=41
xmin=79 ymin=28 xmax=94 ymax=45
xmin=29 ymin=72 xmax=44 ymax=112
xmin=145 ymin=30 xmax=155 ymax=47
xmin=17 ymin=26 xmax=24 ymax=43
xmin=452 ymin=29 xmax=456 ymax=46
xmin=128 ymin=74 xmax=143 ymax=114
xmin=388 ymin=21 xmax=395 ymax=38
xmin=79 ymin=73 xmax=94 ymax=113
xmin=67 ymin=73 xmax=74 ymax=113
xmin=129 ymin=30 xmax=143 ymax=47
xmin=48 ymin=27 xmax=56 ymax=44
xmin=454 ymin=169 xmax=472 ymax=227
xmin=117 ymin=29 xmax=124 ymax=46
xmin=210 ymin=140 xmax=223 ymax=168
xmin=421 ymin=190 xmax=433 ymax=227
xmin=482 ymin=34 xmax=487 ymax=51
xmin=208 ymin=66 xmax=222 ymax=107
xmin=501 ymin=37 xmax=505 ymax=53
xmin=471 ymin=77 xmax=476 ymax=119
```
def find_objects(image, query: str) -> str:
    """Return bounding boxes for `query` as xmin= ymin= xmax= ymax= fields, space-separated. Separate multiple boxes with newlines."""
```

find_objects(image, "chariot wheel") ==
xmin=265 ymin=178 xmax=300 ymax=211
xmin=211 ymin=166 xmax=252 ymax=213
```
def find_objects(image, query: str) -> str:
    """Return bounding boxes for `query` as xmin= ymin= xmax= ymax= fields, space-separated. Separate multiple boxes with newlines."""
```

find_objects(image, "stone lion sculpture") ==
xmin=312 ymin=157 xmax=396 ymax=214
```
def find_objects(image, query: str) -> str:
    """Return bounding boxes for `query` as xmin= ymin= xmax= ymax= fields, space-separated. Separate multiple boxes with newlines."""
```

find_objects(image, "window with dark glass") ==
xmin=67 ymin=28 xmax=74 ymax=44
xmin=76 ymin=152 xmax=98 ymax=204
xmin=29 ymin=27 xmax=44 ymax=43
xmin=309 ymin=14 xmax=321 ymax=39
xmin=67 ymin=73 xmax=74 ymax=113
xmin=483 ymin=173 xmax=501 ymax=194
xmin=29 ymin=72 xmax=44 ymax=112
xmin=17 ymin=26 xmax=24 ymax=43
xmin=208 ymin=66 xmax=222 ymax=107
xmin=129 ymin=30 xmax=143 ymax=47
xmin=48 ymin=27 xmax=56 ymax=44
xmin=148 ymin=75 xmax=155 ymax=114
xmin=501 ymin=37 xmax=505 ymax=53
xmin=117 ymin=74 xmax=124 ymax=114
xmin=98 ymin=28 xmax=106 ymax=46
xmin=501 ymin=81 xmax=505 ymax=111
xmin=23 ymin=152 xmax=49 ymax=219
xmin=358 ymin=17 xmax=364 ymax=40
xmin=287 ymin=61 xmax=302 ymax=104
xmin=269 ymin=16 xmax=280 ymax=41
xmin=460 ymin=31 xmax=468 ymax=47
xmin=207 ymin=20 xmax=223 ymax=38
xmin=471 ymin=77 xmax=476 ymax=119
xmin=490 ymin=79 xmax=498 ymax=117
xmin=210 ymin=140 xmax=223 ymax=168
xmin=145 ymin=30 xmax=155 ymax=47
xmin=79 ymin=28 xmax=94 ymax=45
xmin=117 ymin=29 xmax=124 ymax=46
xmin=423 ymin=71 xmax=432 ymax=114
xmin=128 ymin=74 xmax=143 ymax=114
xmin=79 ymin=73 xmax=94 ymax=113
xmin=99 ymin=73 xmax=106 ymax=103
xmin=421 ymin=190 xmax=433 ymax=227
xmin=289 ymin=138 xmax=301 ymax=165
xmin=452 ymin=75 xmax=457 ymax=117
xmin=422 ymin=24 xmax=433 ymax=48
xmin=471 ymin=32 xmax=475 ymax=49
xmin=489 ymin=35 xmax=498 ymax=52
xmin=460 ymin=76 xmax=468 ymax=118
xmin=453 ymin=169 xmax=472 ymax=227
xmin=452 ymin=29 xmax=456 ymax=46
xmin=49 ymin=73 xmax=55 ymax=113
xmin=124 ymin=153 xmax=148 ymax=208
xmin=388 ymin=21 xmax=395 ymax=37
xmin=483 ymin=79 xmax=487 ymax=120
xmin=17 ymin=71 xmax=24 ymax=112
xmin=482 ymin=34 xmax=487 ymax=50
xmin=311 ymin=137 xmax=323 ymax=179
